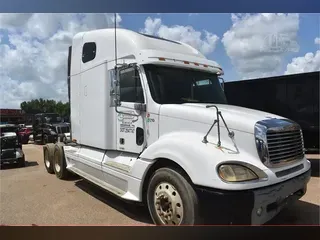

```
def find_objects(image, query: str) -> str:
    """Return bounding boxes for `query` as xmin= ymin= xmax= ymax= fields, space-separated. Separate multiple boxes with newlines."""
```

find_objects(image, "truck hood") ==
xmin=159 ymin=103 xmax=285 ymax=134
xmin=49 ymin=123 xmax=69 ymax=127
xmin=0 ymin=132 xmax=17 ymax=138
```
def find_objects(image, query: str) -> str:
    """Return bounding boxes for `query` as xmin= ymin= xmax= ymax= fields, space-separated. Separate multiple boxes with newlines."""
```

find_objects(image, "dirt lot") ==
xmin=0 ymin=144 xmax=319 ymax=225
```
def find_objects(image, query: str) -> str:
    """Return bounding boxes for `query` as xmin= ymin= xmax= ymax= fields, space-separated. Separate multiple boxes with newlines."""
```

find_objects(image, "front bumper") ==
xmin=1 ymin=148 xmax=24 ymax=165
xmin=0 ymin=157 xmax=24 ymax=165
xmin=48 ymin=134 xmax=58 ymax=143
xmin=195 ymin=168 xmax=311 ymax=225
xmin=19 ymin=134 xmax=30 ymax=143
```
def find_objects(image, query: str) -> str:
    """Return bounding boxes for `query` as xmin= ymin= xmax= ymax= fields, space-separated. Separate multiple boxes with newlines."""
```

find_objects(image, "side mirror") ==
xmin=134 ymin=103 xmax=146 ymax=112
xmin=219 ymin=77 xmax=225 ymax=91
xmin=111 ymin=68 xmax=121 ymax=106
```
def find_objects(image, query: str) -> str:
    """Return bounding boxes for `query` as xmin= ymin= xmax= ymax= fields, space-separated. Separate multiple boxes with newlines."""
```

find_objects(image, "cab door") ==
xmin=116 ymin=66 xmax=147 ymax=154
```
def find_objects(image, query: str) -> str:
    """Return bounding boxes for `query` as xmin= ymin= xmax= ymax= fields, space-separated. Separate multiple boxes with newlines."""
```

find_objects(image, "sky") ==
xmin=0 ymin=13 xmax=319 ymax=109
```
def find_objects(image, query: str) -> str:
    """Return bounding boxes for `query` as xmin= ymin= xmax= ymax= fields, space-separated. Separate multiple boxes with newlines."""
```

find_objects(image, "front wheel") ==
xmin=147 ymin=168 xmax=201 ymax=225
xmin=42 ymin=135 xmax=48 ymax=145
xmin=17 ymin=156 xmax=26 ymax=168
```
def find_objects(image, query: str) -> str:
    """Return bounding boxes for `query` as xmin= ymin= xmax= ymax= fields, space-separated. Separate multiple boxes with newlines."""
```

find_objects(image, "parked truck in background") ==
xmin=1 ymin=124 xmax=26 ymax=167
xmin=33 ymin=113 xmax=69 ymax=144
xmin=43 ymin=28 xmax=311 ymax=225
xmin=17 ymin=125 xmax=33 ymax=144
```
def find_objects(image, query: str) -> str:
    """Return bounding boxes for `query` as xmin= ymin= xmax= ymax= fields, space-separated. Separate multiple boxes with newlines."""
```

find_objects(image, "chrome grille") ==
xmin=255 ymin=118 xmax=305 ymax=168
xmin=266 ymin=129 xmax=304 ymax=164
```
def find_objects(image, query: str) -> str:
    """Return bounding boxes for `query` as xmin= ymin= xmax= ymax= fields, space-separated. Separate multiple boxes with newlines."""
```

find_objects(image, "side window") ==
xmin=82 ymin=42 xmax=96 ymax=63
xmin=119 ymin=68 xmax=145 ymax=103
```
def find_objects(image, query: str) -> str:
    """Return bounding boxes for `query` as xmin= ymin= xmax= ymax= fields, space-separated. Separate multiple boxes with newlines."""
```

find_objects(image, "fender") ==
xmin=140 ymin=131 xmax=230 ymax=188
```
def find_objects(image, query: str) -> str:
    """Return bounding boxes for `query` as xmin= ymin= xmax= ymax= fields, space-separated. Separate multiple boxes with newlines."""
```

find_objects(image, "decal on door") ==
xmin=146 ymin=113 xmax=155 ymax=123
xmin=118 ymin=112 xmax=138 ymax=134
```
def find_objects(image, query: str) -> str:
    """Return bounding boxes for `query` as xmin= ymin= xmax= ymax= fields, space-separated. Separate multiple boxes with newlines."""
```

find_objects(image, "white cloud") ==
xmin=222 ymin=13 xmax=300 ymax=79
xmin=142 ymin=17 xmax=162 ymax=35
xmin=140 ymin=17 xmax=219 ymax=56
xmin=285 ymin=38 xmax=320 ymax=74
xmin=0 ymin=13 xmax=33 ymax=30
xmin=0 ymin=13 xmax=121 ymax=108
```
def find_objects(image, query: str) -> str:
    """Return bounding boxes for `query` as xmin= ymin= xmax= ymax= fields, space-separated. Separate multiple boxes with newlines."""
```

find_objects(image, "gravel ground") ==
xmin=0 ymin=144 xmax=319 ymax=225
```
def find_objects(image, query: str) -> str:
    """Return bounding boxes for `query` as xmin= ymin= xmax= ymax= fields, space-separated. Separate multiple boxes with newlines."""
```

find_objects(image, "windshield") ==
xmin=60 ymin=126 xmax=70 ymax=133
xmin=143 ymin=64 xmax=227 ymax=104
xmin=0 ymin=126 xmax=18 ymax=134
xmin=55 ymin=126 xmax=70 ymax=134
xmin=44 ymin=114 xmax=61 ymax=123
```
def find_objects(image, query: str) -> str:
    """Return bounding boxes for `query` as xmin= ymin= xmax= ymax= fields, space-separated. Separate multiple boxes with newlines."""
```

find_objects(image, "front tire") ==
xmin=53 ymin=143 xmax=70 ymax=180
xmin=147 ymin=168 xmax=201 ymax=225
xmin=42 ymin=135 xmax=48 ymax=145
xmin=17 ymin=156 xmax=26 ymax=168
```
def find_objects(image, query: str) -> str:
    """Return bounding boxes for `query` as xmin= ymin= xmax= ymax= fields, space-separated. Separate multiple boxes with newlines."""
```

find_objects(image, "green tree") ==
xmin=20 ymin=98 xmax=70 ymax=118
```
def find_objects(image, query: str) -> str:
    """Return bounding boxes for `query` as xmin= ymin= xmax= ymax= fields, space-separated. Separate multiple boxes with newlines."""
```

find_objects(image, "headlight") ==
xmin=15 ymin=150 xmax=22 ymax=158
xmin=218 ymin=164 xmax=258 ymax=182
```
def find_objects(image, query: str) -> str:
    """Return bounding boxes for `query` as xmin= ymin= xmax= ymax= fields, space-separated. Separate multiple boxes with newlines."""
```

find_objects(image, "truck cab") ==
xmin=33 ymin=113 xmax=62 ymax=144
xmin=0 ymin=124 xmax=25 ymax=167
xmin=44 ymin=28 xmax=311 ymax=225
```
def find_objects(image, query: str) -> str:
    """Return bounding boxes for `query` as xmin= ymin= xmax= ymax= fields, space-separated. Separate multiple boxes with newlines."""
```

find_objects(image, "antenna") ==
xmin=114 ymin=13 xmax=118 ymax=67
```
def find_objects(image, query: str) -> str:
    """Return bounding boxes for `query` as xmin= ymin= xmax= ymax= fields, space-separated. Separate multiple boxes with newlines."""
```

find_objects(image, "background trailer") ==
xmin=224 ymin=71 xmax=319 ymax=153
xmin=0 ymin=109 xmax=25 ymax=125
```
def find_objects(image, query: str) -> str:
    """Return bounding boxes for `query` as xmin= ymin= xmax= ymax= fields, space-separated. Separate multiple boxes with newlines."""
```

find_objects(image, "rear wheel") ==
xmin=53 ymin=143 xmax=70 ymax=180
xmin=43 ymin=144 xmax=55 ymax=174
xmin=147 ymin=168 xmax=201 ymax=225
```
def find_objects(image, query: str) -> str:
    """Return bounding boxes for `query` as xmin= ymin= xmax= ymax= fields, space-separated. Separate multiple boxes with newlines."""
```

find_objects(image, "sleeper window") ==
xmin=82 ymin=42 xmax=96 ymax=63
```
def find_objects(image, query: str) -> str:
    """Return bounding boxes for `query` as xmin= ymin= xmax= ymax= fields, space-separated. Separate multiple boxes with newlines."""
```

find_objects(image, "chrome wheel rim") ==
xmin=54 ymin=153 xmax=61 ymax=173
xmin=154 ymin=182 xmax=184 ymax=225
xmin=44 ymin=150 xmax=50 ymax=168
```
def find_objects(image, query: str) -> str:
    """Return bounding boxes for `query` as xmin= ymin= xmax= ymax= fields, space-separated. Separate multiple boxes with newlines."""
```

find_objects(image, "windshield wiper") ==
xmin=202 ymin=105 xmax=235 ymax=147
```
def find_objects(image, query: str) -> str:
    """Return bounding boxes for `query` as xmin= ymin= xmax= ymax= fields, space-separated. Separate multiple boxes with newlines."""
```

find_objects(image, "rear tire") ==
xmin=53 ymin=143 xmax=70 ymax=180
xmin=146 ymin=167 xmax=201 ymax=225
xmin=43 ymin=144 xmax=55 ymax=174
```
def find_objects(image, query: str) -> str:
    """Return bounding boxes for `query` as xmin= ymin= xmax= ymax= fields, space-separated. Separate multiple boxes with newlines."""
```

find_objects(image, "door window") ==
xmin=119 ymin=68 xmax=145 ymax=103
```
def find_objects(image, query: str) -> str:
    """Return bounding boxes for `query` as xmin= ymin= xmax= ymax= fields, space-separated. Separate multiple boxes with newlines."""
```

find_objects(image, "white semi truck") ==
xmin=43 ymin=27 xmax=311 ymax=225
